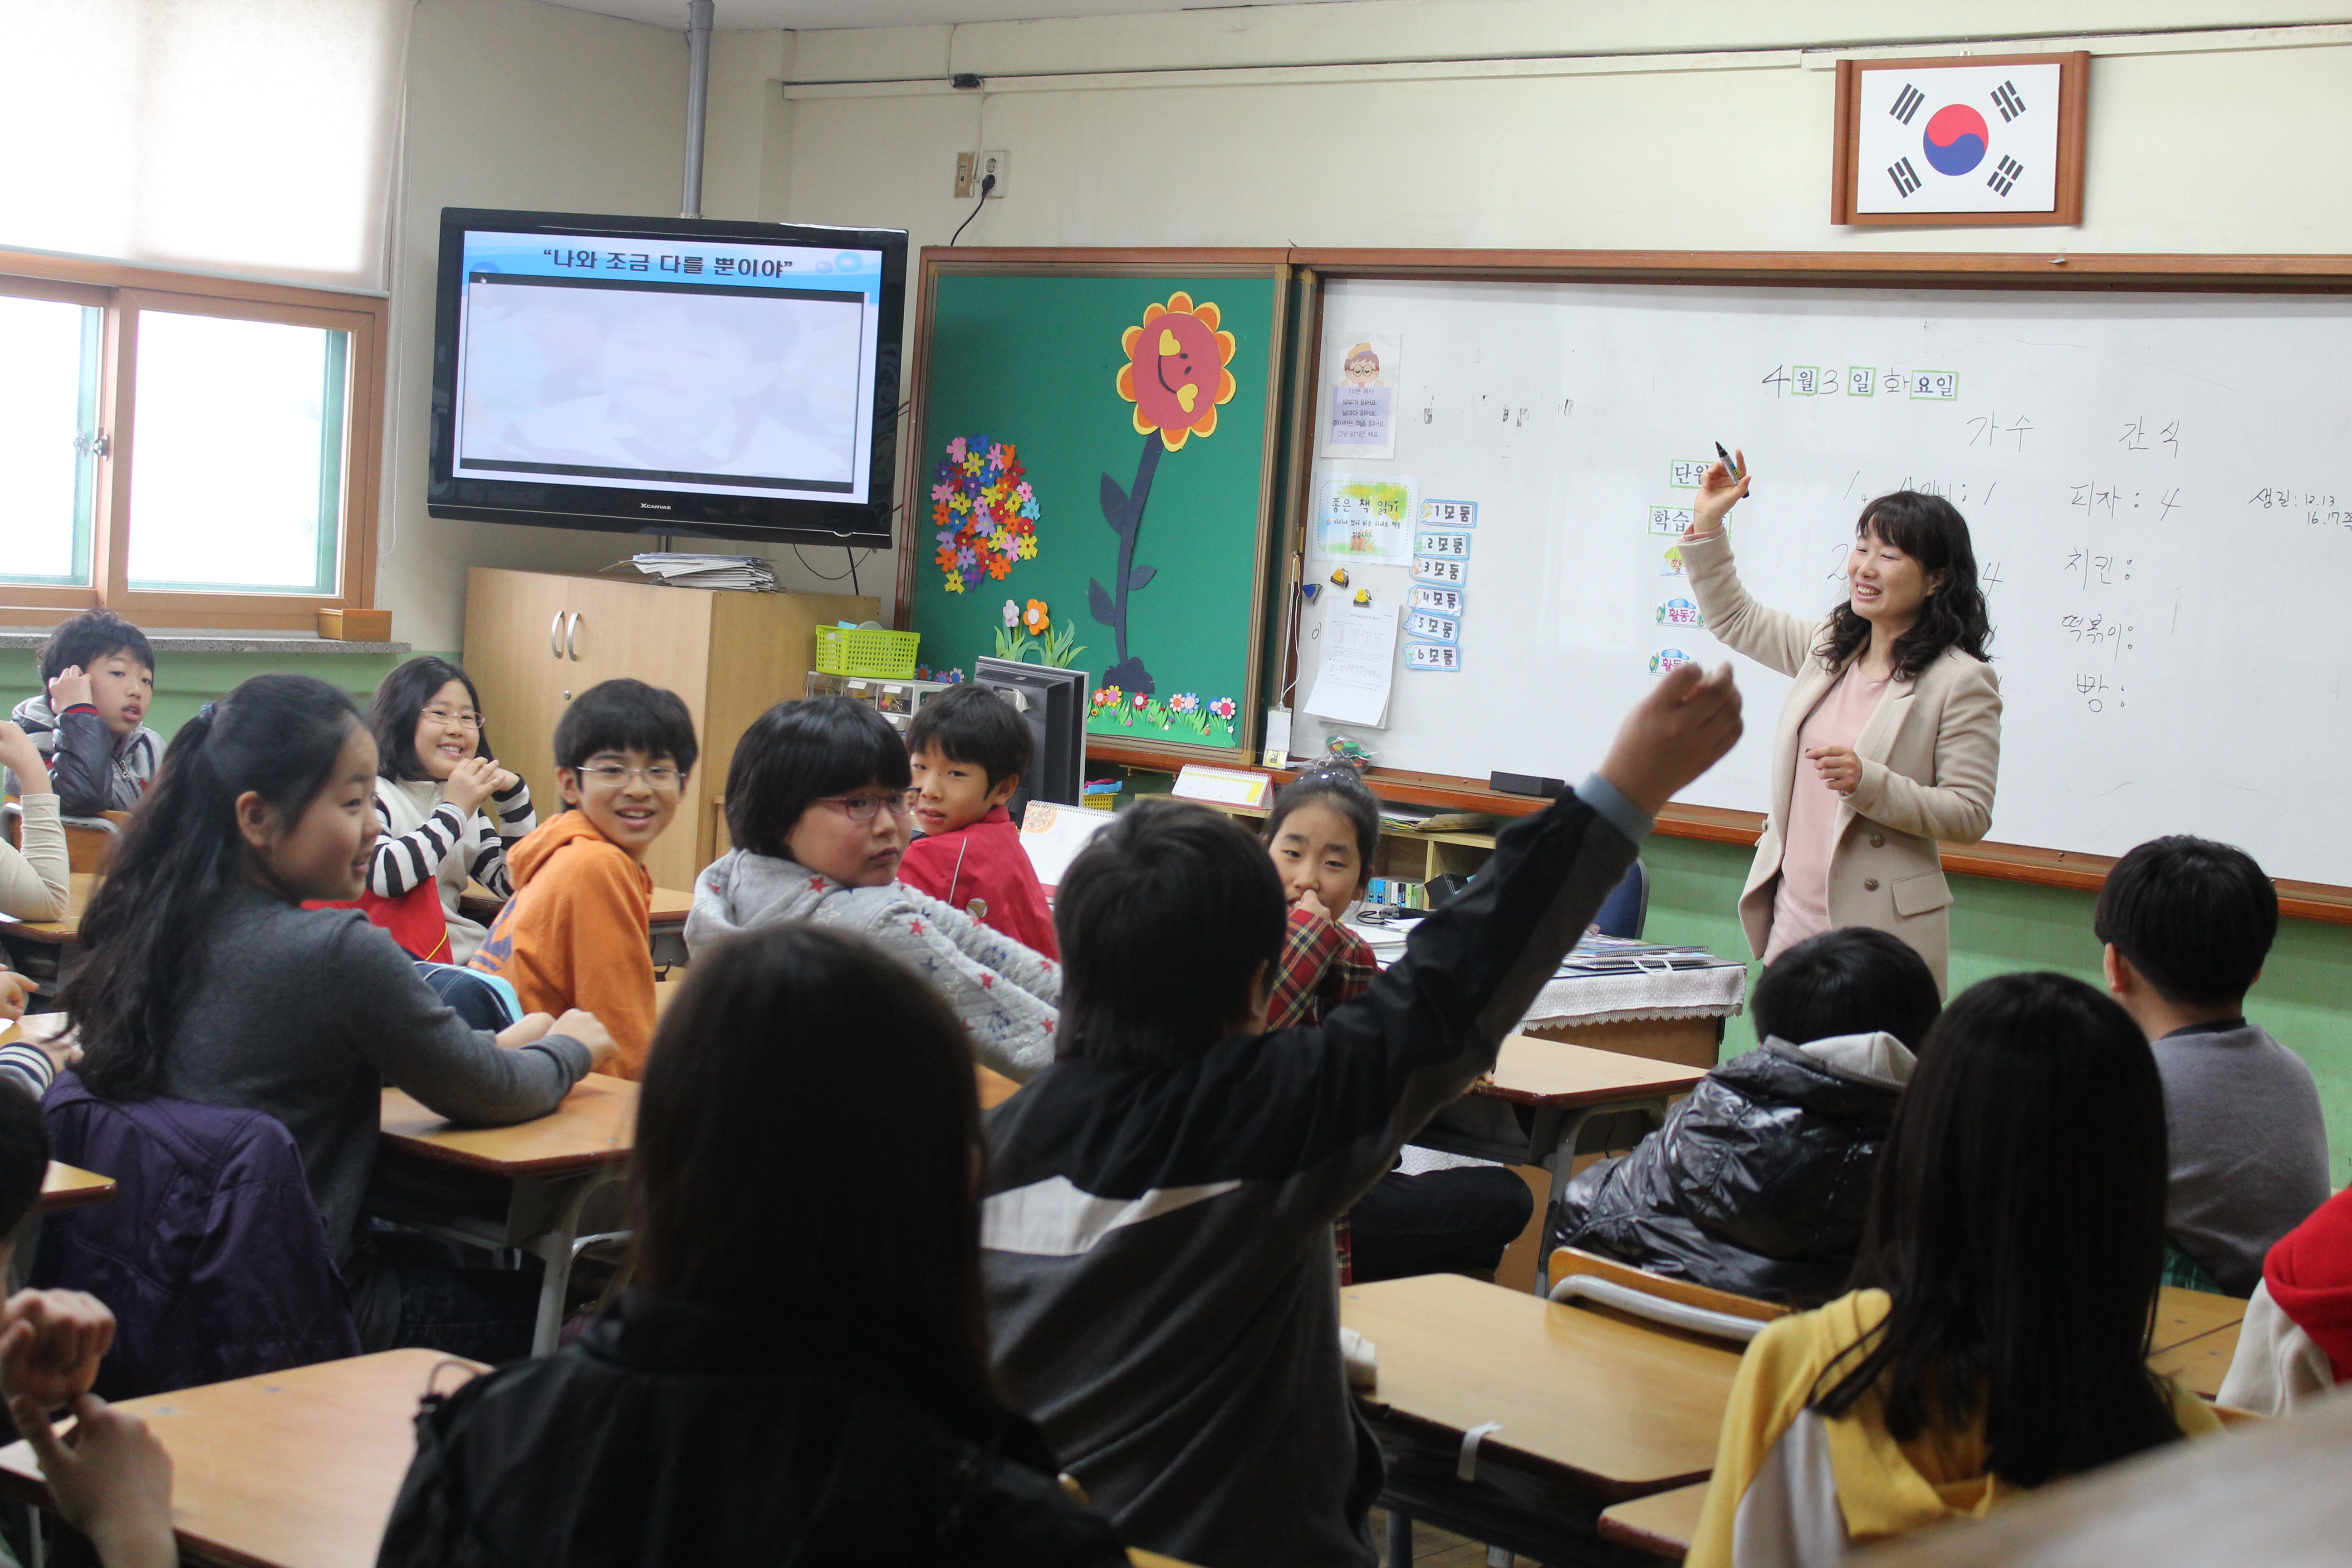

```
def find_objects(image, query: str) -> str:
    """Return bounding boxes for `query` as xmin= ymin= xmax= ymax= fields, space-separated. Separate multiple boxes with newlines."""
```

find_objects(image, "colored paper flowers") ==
xmin=931 ymin=433 xmax=1039 ymax=594
xmin=1023 ymin=599 xmax=1050 ymax=635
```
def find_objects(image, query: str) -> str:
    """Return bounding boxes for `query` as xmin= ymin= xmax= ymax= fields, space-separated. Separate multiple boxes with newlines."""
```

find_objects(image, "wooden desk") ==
xmin=1599 ymin=1481 xmax=1707 ymax=1560
xmin=375 ymin=1075 xmax=637 ymax=1355
xmin=1408 ymin=1035 xmax=1707 ymax=1293
xmin=1343 ymin=1272 xmax=1740 ymax=1563
xmin=0 ymin=1348 xmax=473 ymax=1568
xmin=977 ymin=1066 xmax=1020 ymax=1110
xmin=38 ymin=1161 xmax=114 ymax=1213
xmin=2151 ymin=1284 xmax=2245 ymax=1352
xmin=2149 ymin=1320 xmax=2246 ymax=1401
xmin=0 ymin=872 xmax=95 ymax=946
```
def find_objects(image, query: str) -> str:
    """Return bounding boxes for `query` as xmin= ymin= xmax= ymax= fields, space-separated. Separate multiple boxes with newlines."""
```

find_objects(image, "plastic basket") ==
xmin=813 ymin=625 xmax=921 ymax=679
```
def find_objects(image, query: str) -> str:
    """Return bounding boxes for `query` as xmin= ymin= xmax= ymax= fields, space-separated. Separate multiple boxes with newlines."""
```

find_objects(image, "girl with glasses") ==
xmin=686 ymin=698 xmax=1060 ymax=1082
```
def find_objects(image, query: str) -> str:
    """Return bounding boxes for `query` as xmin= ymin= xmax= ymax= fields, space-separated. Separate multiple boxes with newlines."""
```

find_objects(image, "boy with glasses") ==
xmin=471 ymin=680 xmax=697 ymax=1079
xmin=684 ymin=697 xmax=1060 ymax=1081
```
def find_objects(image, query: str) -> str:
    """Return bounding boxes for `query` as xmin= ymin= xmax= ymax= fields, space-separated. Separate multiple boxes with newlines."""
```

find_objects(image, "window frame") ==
xmin=0 ymin=249 xmax=387 ymax=632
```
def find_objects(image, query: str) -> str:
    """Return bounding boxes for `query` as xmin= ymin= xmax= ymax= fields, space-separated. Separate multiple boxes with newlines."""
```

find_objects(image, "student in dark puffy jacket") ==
xmin=377 ymin=923 xmax=1127 ymax=1568
xmin=1551 ymin=926 xmax=1941 ymax=1305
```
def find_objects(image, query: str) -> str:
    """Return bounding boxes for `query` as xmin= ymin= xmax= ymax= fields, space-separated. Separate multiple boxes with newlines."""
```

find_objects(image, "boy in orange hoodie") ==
xmin=470 ymin=680 xmax=696 ymax=1078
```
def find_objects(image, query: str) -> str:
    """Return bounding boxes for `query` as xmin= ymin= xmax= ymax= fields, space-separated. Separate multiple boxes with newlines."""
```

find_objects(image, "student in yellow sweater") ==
xmin=1690 ymin=971 xmax=2220 ymax=1568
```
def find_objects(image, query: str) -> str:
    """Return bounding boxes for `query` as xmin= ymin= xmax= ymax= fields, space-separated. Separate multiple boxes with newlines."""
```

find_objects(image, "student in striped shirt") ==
xmin=364 ymin=658 xmax=535 ymax=964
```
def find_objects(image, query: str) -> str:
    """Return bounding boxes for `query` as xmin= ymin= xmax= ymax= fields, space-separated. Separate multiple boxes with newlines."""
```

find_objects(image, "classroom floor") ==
xmin=1372 ymin=1510 xmax=1540 ymax=1567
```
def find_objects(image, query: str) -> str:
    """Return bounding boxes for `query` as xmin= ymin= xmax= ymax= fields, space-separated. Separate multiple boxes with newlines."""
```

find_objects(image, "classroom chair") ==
xmin=1592 ymin=858 xmax=1650 ymax=940
xmin=34 ymin=1073 xmax=362 ymax=1398
xmin=1544 ymin=1245 xmax=1788 ymax=1344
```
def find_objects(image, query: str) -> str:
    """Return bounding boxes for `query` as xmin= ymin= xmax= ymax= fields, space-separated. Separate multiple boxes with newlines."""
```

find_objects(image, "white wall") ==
xmin=393 ymin=0 xmax=2352 ymax=643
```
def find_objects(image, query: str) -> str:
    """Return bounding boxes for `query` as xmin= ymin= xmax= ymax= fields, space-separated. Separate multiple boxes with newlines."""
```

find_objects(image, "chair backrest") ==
xmin=1592 ymin=858 xmax=1649 ymax=939
xmin=63 ymin=811 xmax=132 ymax=874
xmin=1547 ymin=1245 xmax=1789 ymax=1343
xmin=34 ymin=1074 xmax=362 ymax=1398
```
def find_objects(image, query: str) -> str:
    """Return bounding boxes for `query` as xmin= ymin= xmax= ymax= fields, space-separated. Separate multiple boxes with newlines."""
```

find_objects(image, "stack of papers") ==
xmin=1555 ymin=935 xmax=1723 ymax=975
xmin=627 ymin=554 xmax=778 ymax=592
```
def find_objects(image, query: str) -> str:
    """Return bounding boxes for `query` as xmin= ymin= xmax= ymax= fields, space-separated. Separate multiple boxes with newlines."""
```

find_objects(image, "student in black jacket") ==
xmin=980 ymin=662 xmax=1744 ymax=1568
xmin=377 ymin=924 xmax=1127 ymax=1568
xmin=1552 ymin=925 xmax=1943 ymax=1304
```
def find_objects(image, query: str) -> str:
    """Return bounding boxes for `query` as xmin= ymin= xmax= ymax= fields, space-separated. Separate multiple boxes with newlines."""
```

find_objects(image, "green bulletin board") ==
xmin=903 ymin=260 xmax=1289 ymax=760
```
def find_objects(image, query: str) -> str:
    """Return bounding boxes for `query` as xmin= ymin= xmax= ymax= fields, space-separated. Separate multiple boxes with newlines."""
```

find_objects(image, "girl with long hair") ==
xmin=59 ymin=674 xmax=613 ymax=1356
xmin=365 ymin=656 xmax=535 ymax=964
xmin=378 ymin=923 xmax=1128 ymax=1565
xmin=1688 ymin=972 xmax=2220 ymax=1567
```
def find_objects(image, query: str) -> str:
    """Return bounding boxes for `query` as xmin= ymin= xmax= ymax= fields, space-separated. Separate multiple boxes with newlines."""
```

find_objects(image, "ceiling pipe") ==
xmin=681 ymin=0 xmax=714 ymax=218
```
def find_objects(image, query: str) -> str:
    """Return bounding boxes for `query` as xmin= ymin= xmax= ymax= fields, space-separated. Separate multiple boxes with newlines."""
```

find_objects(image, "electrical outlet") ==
xmin=954 ymin=151 xmax=976 ymax=200
xmin=977 ymin=149 xmax=1010 ymax=198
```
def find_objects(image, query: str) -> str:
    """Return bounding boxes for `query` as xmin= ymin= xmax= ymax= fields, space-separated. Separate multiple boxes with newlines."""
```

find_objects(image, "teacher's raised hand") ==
xmin=1688 ymin=450 xmax=1752 ymax=539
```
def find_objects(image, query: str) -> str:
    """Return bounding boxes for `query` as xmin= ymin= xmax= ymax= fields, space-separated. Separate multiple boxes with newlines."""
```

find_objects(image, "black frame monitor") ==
xmin=972 ymin=657 xmax=1090 ymax=813
xmin=427 ymin=207 xmax=906 ymax=548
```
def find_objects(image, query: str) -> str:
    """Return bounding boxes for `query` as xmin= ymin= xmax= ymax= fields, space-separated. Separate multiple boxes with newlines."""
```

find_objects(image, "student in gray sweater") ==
xmin=2097 ymin=834 xmax=2329 ymax=1296
xmin=58 ymin=675 xmax=617 ymax=1355
xmin=981 ymin=662 xmax=1743 ymax=1568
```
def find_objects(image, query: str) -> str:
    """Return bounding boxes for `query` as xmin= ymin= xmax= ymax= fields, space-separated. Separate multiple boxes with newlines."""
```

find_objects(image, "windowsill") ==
xmin=0 ymin=627 xmax=410 ymax=657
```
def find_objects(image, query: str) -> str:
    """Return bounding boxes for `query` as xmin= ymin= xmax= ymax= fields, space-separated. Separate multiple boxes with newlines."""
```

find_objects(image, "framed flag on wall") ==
xmin=1832 ymin=52 xmax=2087 ymax=226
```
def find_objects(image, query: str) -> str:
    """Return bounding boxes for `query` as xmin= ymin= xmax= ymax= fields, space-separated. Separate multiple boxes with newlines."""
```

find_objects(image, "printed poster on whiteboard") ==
xmin=1317 ymin=331 xmax=1402 ymax=459
xmin=1311 ymin=475 xmax=1416 ymax=565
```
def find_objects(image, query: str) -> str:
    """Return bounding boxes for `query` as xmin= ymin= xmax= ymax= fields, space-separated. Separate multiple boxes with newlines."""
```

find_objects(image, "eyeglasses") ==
xmin=421 ymin=707 xmax=485 ymax=731
xmin=819 ymin=791 xmax=915 ymax=822
xmin=578 ymin=763 xmax=681 ymax=792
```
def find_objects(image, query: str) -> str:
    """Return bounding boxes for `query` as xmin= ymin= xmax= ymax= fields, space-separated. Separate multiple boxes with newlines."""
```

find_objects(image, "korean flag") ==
xmin=1855 ymin=62 xmax=2062 ymax=215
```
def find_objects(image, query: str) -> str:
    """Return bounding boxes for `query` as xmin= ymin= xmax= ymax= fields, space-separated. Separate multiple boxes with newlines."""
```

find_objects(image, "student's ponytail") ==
xmin=64 ymin=675 xmax=364 ymax=1099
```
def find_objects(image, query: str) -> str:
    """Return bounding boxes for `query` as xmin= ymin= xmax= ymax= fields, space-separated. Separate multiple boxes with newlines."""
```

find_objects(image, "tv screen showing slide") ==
xmin=428 ymin=209 xmax=905 ymax=547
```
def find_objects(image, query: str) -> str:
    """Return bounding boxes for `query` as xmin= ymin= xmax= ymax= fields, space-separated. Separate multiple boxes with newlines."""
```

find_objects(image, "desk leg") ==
xmin=1529 ymin=1098 xmax=1670 ymax=1298
xmin=516 ymin=1170 xmax=625 ymax=1357
xmin=1385 ymin=1508 xmax=1410 ymax=1568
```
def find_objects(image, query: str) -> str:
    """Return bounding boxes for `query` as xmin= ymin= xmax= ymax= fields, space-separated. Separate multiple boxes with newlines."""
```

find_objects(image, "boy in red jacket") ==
xmin=899 ymin=685 xmax=1058 ymax=957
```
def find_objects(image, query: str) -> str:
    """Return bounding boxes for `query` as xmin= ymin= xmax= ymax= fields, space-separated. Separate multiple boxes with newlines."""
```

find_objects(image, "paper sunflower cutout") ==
xmin=1116 ymin=292 xmax=1237 ymax=452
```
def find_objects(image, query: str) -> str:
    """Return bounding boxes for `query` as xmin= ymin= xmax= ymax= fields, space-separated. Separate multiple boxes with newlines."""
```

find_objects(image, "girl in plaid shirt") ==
xmin=1263 ymin=768 xmax=1533 ymax=1283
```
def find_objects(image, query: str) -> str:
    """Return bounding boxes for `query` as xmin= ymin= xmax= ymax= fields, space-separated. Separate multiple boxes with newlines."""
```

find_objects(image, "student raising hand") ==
xmin=10 ymin=1393 xmax=174 ymax=1568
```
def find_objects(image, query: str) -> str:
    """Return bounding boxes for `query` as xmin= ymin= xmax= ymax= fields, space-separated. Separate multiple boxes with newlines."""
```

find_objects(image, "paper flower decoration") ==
xmin=1002 ymin=600 xmax=1019 ymax=627
xmin=930 ymin=431 xmax=1041 ymax=593
xmin=1023 ymin=600 xmax=1050 ymax=635
xmin=1209 ymin=697 xmax=1236 ymax=721
xmin=1117 ymin=292 xmax=1237 ymax=452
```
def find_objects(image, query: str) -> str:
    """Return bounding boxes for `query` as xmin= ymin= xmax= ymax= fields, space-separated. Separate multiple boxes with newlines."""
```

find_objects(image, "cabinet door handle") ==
xmin=566 ymin=612 xmax=582 ymax=661
xmin=549 ymin=612 xmax=565 ymax=658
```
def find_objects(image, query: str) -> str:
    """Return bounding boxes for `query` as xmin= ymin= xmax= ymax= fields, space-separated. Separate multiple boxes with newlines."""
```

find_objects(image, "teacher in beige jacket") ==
xmin=1680 ymin=455 xmax=1999 ymax=990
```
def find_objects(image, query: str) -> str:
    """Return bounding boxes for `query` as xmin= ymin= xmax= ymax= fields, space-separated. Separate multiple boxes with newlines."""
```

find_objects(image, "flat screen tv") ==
xmin=427 ymin=207 xmax=906 ymax=548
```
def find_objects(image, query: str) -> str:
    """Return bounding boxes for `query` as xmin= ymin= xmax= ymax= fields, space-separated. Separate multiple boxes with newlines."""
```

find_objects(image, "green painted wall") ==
xmin=1642 ymin=834 xmax=2352 ymax=1186
xmin=1 ymin=649 xmax=461 ymax=749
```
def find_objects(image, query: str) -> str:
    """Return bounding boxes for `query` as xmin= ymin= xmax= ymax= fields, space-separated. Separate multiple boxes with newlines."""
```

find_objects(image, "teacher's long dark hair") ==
xmin=1817 ymin=491 xmax=1993 ymax=682
xmin=62 ymin=675 xmax=363 ymax=1099
xmin=1810 ymin=971 xmax=2182 ymax=1487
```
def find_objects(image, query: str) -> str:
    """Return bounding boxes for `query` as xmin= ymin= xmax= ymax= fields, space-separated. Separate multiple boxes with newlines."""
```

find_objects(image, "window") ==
xmin=0 ymin=255 xmax=385 ymax=631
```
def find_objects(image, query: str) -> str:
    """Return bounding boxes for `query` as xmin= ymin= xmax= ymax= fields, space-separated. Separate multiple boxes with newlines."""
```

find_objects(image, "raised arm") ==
xmin=1313 ymin=662 xmax=1745 ymax=1156
xmin=0 ymin=725 xmax=70 ymax=922
xmin=1679 ymin=456 xmax=1819 ymax=678
xmin=1846 ymin=660 xmax=2002 ymax=845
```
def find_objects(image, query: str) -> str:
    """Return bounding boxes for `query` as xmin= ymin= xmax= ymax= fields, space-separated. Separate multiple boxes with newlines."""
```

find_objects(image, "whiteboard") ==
xmin=1289 ymin=277 xmax=2352 ymax=886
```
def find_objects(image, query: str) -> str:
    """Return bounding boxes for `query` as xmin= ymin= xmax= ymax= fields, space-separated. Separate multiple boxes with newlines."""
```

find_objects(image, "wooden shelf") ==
xmin=1086 ymin=741 xmax=2352 ymax=926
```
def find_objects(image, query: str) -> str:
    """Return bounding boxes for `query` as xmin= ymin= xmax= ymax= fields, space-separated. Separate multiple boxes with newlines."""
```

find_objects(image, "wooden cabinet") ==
xmin=463 ymin=568 xmax=875 ymax=893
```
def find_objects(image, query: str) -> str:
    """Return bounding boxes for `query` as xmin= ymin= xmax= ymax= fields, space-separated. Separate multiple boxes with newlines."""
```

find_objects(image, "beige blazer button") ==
xmin=1869 ymin=833 xmax=1886 ymax=848
xmin=1864 ymin=877 xmax=1881 ymax=891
